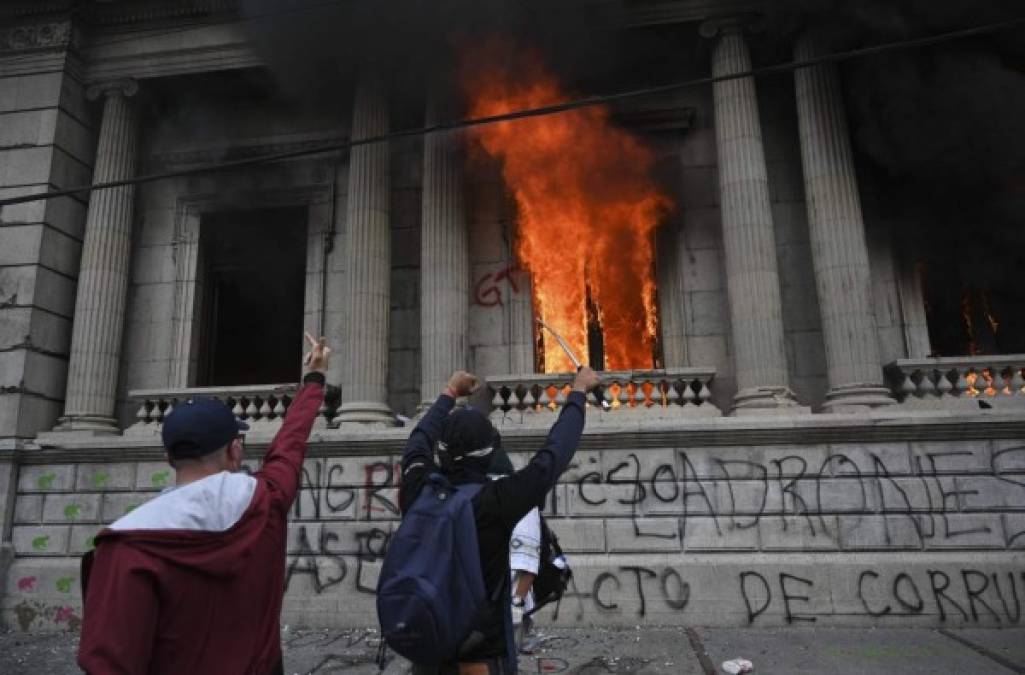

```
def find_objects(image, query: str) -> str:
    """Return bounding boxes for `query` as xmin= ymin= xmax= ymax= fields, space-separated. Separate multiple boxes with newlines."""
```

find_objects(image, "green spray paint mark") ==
xmin=31 ymin=535 xmax=49 ymax=551
xmin=55 ymin=577 xmax=74 ymax=593
xmin=152 ymin=470 xmax=170 ymax=487
xmin=123 ymin=503 xmax=137 ymax=515
xmin=37 ymin=473 xmax=56 ymax=489
xmin=63 ymin=503 xmax=81 ymax=519
xmin=86 ymin=535 xmax=96 ymax=551
xmin=90 ymin=472 xmax=109 ymax=488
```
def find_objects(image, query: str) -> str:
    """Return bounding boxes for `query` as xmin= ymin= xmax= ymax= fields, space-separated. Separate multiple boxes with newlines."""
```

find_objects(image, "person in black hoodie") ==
xmin=399 ymin=368 xmax=599 ymax=674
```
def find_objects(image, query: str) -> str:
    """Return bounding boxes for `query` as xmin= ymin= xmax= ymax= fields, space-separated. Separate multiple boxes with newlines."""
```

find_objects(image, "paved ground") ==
xmin=3 ymin=625 xmax=1025 ymax=674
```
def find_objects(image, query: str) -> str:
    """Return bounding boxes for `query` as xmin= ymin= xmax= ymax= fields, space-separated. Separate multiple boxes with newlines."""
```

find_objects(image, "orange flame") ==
xmin=463 ymin=49 xmax=671 ymax=372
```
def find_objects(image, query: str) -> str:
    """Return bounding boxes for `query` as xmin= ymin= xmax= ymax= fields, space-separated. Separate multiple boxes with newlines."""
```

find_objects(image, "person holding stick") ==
xmin=77 ymin=333 xmax=330 ymax=675
xmin=389 ymin=365 xmax=599 ymax=673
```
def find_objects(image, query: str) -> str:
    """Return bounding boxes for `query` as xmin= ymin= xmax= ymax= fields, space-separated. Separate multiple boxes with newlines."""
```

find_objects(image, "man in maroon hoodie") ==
xmin=77 ymin=333 xmax=330 ymax=675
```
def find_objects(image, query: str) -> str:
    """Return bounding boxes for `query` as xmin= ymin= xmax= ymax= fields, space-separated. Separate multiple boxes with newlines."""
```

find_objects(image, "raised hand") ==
xmin=302 ymin=332 xmax=331 ymax=375
xmin=571 ymin=366 xmax=601 ymax=393
xmin=445 ymin=370 xmax=479 ymax=398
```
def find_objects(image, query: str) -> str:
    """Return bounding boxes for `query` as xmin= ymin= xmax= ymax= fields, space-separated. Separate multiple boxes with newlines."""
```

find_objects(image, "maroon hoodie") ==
xmin=77 ymin=378 xmax=325 ymax=675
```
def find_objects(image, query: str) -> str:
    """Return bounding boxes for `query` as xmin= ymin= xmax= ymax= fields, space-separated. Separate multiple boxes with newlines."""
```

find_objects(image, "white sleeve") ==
xmin=509 ymin=507 xmax=542 ymax=575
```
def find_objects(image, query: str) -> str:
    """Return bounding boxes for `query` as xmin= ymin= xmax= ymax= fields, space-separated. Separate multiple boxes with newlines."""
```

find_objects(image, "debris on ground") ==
xmin=722 ymin=657 xmax=754 ymax=673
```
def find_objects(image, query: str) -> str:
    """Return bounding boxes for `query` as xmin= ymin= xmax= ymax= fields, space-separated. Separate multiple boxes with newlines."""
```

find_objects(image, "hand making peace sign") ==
xmin=302 ymin=332 xmax=331 ymax=375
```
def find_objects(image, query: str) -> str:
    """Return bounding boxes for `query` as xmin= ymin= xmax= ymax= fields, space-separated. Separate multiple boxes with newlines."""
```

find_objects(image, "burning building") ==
xmin=1 ymin=0 xmax=1024 ymax=632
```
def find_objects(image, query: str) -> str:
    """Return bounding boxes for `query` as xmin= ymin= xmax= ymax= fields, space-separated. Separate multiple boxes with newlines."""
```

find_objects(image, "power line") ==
xmin=1 ymin=15 xmax=1022 ymax=209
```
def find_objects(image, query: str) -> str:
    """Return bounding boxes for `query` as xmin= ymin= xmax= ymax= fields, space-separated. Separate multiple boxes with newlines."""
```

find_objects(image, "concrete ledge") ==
xmin=18 ymin=409 xmax=1025 ymax=461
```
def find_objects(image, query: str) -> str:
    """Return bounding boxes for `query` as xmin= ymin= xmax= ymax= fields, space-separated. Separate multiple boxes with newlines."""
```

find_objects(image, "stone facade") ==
xmin=1 ymin=0 xmax=1024 ymax=632
xmin=6 ymin=426 xmax=1025 ymax=630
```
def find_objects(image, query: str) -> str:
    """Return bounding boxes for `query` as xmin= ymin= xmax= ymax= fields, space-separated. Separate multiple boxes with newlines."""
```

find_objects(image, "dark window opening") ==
xmin=198 ymin=207 xmax=307 ymax=386
xmin=919 ymin=242 xmax=1025 ymax=357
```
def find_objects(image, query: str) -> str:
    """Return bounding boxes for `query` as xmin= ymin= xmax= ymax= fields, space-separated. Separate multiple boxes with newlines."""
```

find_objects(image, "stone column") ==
xmin=334 ymin=76 xmax=395 ymax=425
xmin=52 ymin=79 xmax=140 ymax=434
xmin=794 ymin=33 xmax=893 ymax=410
xmin=419 ymin=96 xmax=469 ymax=406
xmin=701 ymin=18 xmax=802 ymax=414
xmin=508 ymin=270 xmax=534 ymax=373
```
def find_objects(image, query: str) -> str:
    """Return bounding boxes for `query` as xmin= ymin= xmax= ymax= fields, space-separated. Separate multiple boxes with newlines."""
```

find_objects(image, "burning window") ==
xmin=920 ymin=252 xmax=1025 ymax=358
xmin=463 ymin=50 xmax=672 ymax=373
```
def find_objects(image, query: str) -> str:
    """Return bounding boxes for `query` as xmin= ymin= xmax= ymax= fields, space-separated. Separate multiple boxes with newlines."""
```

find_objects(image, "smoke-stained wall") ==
xmin=387 ymin=135 xmax=424 ymax=416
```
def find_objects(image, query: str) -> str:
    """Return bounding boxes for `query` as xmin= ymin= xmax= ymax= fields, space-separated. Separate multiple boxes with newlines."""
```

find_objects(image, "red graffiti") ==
xmin=475 ymin=265 xmax=522 ymax=307
xmin=53 ymin=606 xmax=77 ymax=623
xmin=362 ymin=462 xmax=401 ymax=516
xmin=17 ymin=576 xmax=36 ymax=591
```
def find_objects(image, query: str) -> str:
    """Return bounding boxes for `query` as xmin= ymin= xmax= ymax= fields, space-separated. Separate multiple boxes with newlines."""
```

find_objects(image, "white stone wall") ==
xmin=5 ymin=430 xmax=1025 ymax=631
xmin=467 ymin=155 xmax=524 ymax=378
xmin=0 ymin=53 xmax=93 ymax=441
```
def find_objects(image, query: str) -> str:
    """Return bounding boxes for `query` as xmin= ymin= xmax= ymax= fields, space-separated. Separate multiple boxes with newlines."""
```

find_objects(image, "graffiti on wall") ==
xmin=273 ymin=445 xmax=1025 ymax=626
xmin=7 ymin=443 xmax=1024 ymax=630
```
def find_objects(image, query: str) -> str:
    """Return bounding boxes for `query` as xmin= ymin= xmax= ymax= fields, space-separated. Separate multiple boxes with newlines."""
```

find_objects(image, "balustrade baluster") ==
xmin=554 ymin=386 xmax=567 ymax=409
xmin=617 ymin=382 xmax=630 ymax=407
xmin=896 ymin=370 xmax=914 ymax=398
xmin=522 ymin=386 xmax=536 ymax=410
xmin=634 ymin=381 xmax=648 ymax=407
xmin=682 ymin=380 xmax=696 ymax=405
xmin=1011 ymin=367 xmax=1025 ymax=395
xmin=539 ymin=387 xmax=552 ymax=409
xmin=954 ymin=370 xmax=970 ymax=397
xmin=916 ymin=370 xmax=937 ymax=398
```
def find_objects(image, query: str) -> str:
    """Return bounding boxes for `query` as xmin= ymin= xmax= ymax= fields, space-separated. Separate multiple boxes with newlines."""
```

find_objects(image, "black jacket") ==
xmin=399 ymin=392 xmax=587 ymax=664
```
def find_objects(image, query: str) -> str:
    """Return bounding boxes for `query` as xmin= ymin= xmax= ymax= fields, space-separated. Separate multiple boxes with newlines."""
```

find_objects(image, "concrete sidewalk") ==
xmin=3 ymin=626 xmax=1024 ymax=674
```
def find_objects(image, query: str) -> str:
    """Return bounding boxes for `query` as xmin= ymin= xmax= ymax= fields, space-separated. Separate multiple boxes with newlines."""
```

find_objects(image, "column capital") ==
xmin=698 ymin=13 xmax=765 ymax=39
xmin=86 ymin=78 xmax=138 ymax=101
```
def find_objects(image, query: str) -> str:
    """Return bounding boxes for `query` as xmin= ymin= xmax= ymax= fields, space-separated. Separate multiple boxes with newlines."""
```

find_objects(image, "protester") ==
xmin=77 ymin=333 xmax=330 ymax=675
xmin=397 ymin=367 xmax=599 ymax=673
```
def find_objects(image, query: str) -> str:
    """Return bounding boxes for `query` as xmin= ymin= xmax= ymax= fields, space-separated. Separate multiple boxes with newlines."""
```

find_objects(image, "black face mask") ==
xmin=437 ymin=408 xmax=498 ymax=474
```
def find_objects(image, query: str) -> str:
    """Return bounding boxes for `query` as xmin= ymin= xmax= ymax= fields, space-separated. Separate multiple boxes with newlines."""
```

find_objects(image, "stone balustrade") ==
xmin=125 ymin=384 xmax=336 ymax=437
xmin=486 ymin=368 xmax=719 ymax=425
xmin=886 ymin=356 xmax=1025 ymax=409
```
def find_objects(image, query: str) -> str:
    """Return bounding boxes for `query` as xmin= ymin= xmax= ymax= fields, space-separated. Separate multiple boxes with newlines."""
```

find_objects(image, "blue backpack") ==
xmin=377 ymin=473 xmax=489 ymax=664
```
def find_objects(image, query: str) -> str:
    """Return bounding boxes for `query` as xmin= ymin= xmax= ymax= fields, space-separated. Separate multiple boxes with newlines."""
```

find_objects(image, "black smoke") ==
xmin=764 ymin=0 xmax=1025 ymax=354
xmin=238 ymin=0 xmax=641 ymax=109
xmin=239 ymin=0 xmax=1025 ymax=355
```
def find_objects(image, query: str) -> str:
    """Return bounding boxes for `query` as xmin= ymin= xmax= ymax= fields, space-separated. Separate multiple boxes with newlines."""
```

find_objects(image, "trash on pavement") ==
xmin=722 ymin=657 xmax=754 ymax=674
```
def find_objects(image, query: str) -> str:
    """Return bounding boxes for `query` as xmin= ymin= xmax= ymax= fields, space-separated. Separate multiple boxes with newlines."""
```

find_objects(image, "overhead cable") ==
xmin=1 ymin=15 xmax=1022 ymax=209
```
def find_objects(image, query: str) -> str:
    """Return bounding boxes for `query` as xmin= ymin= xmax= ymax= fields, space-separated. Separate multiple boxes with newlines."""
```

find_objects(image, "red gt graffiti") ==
xmin=475 ymin=265 xmax=522 ymax=307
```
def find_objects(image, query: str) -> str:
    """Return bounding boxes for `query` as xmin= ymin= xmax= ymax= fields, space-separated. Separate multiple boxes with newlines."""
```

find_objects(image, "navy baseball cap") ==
xmin=161 ymin=397 xmax=249 ymax=460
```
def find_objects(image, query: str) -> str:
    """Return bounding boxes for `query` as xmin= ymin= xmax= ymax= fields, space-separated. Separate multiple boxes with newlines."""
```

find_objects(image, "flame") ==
xmin=462 ymin=48 xmax=671 ymax=372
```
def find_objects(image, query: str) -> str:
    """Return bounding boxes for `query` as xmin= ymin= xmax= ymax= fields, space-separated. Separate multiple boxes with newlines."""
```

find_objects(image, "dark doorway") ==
xmin=198 ymin=207 xmax=307 ymax=386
